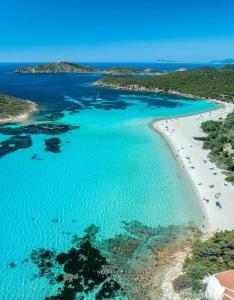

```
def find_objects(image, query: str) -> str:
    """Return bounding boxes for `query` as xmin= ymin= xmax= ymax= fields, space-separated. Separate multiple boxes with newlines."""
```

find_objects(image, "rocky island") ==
xmin=15 ymin=61 xmax=101 ymax=74
xmin=105 ymin=67 xmax=161 ymax=75
xmin=0 ymin=94 xmax=37 ymax=124
xmin=15 ymin=61 xmax=161 ymax=76
xmin=105 ymin=67 xmax=141 ymax=75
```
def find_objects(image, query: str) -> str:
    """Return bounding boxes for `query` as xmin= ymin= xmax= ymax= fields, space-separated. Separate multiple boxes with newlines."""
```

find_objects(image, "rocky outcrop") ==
xmin=0 ymin=135 xmax=32 ymax=158
xmin=0 ymin=94 xmax=37 ymax=123
xmin=15 ymin=61 xmax=100 ymax=74
xmin=45 ymin=137 xmax=61 ymax=153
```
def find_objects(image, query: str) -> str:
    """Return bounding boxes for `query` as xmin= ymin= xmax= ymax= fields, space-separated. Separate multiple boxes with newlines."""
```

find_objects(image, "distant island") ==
xmin=105 ymin=67 xmax=141 ymax=75
xmin=105 ymin=67 xmax=161 ymax=75
xmin=15 ymin=61 xmax=161 ymax=76
xmin=15 ymin=61 xmax=101 ymax=74
xmin=93 ymin=65 xmax=234 ymax=102
xmin=0 ymin=94 xmax=37 ymax=123
xmin=210 ymin=58 xmax=234 ymax=64
xmin=155 ymin=59 xmax=177 ymax=63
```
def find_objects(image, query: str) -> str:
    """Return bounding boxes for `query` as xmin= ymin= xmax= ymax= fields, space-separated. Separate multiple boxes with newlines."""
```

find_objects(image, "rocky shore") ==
xmin=0 ymin=94 xmax=38 ymax=124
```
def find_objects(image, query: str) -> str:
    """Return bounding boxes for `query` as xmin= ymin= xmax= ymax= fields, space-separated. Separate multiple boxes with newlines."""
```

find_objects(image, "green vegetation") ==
xmin=95 ymin=65 xmax=234 ymax=102
xmin=226 ymin=174 xmax=234 ymax=182
xmin=174 ymin=230 xmax=234 ymax=292
xmin=106 ymin=67 xmax=141 ymax=75
xmin=0 ymin=94 xmax=36 ymax=121
xmin=201 ymin=110 xmax=234 ymax=181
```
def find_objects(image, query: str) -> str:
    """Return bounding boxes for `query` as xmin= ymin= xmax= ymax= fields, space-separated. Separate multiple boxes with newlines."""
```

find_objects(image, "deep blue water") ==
xmin=0 ymin=63 xmax=218 ymax=299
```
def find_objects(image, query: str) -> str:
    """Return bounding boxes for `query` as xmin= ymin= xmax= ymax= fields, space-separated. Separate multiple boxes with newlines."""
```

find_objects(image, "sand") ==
xmin=153 ymin=101 xmax=234 ymax=232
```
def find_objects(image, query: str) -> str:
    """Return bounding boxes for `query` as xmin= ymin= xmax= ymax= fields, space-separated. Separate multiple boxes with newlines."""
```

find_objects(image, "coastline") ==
xmin=152 ymin=101 xmax=234 ymax=233
xmin=93 ymin=80 xmax=234 ymax=103
xmin=0 ymin=100 xmax=38 ymax=124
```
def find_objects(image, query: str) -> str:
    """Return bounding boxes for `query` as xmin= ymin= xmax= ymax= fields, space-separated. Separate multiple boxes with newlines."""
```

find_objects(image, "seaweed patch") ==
xmin=31 ymin=225 xmax=125 ymax=299
xmin=0 ymin=123 xmax=78 ymax=158
xmin=45 ymin=137 xmax=61 ymax=153
xmin=0 ymin=123 xmax=79 ymax=136
xmin=0 ymin=135 xmax=32 ymax=158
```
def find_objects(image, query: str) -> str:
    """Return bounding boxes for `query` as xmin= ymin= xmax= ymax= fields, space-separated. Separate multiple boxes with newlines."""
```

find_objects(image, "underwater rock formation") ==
xmin=29 ymin=222 xmax=191 ymax=299
xmin=45 ymin=137 xmax=61 ymax=153
xmin=0 ymin=123 xmax=79 ymax=136
xmin=31 ymin=225 xmax=125 ymax=299
xmin=0 ymin=135 xmax=32 ymax=158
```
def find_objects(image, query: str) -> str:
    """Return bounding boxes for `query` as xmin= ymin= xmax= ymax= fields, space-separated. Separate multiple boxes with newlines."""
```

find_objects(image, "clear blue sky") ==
xmin=0 ymin=0 xmax=234 ymax=62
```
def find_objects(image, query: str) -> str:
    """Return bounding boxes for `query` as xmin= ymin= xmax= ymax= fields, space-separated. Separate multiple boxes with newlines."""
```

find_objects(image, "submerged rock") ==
xmin=0 ymin=135 xmax=32 ymax=158
xmin=31 ymin=225 xmax=126 ymax=299
xmin=9 ymin=262 xmax=16 ymax=268
xmin=0 ymin=123 xmax=79 ymax=136
xmin=45 ymin=137 xmax=61 ymax=153
xmin=28 ymin=222 xmax=191 ymax=299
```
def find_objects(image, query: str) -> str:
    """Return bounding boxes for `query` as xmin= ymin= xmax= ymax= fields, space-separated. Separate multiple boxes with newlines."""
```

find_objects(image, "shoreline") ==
xmin=0 ymin=100 xmax=38 ymax=124
xmin=151 ymin=101 xmax=234 ymax=233
xmin=93 ymin=81 xmax=232 ymax=103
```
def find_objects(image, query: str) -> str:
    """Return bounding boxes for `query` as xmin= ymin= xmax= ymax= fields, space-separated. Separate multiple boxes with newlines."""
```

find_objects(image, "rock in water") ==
xmin=45 ymin=137 xmax=61 ymax=153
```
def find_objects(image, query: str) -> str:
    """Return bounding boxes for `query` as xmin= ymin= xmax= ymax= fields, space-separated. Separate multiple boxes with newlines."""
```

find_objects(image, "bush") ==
xmin=173 ymin=231 xmax=234 ymax=293
xmin=201 ymin=120 xmax=222 ymax=132
xmin=200 ymin=109 xmax=234 ymax=177
xmin=173 ymin=274 xmax=203 ymax=292
xmin=226 ymin=174 xmax=234 ymax=182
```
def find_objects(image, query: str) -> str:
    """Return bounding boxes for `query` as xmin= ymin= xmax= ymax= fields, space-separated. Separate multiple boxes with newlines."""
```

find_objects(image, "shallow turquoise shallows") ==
xmin=0 ymin=64 xmax=218 ymax=299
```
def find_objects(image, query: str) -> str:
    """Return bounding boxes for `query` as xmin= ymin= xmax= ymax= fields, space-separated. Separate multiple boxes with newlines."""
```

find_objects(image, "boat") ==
xmin=96 ymin=92 xmax=102 ymax=101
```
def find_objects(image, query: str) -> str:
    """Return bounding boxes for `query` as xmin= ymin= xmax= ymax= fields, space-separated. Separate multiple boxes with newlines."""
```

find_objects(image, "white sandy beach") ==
xmin=153 ymin=102 xmax=234 ymax=232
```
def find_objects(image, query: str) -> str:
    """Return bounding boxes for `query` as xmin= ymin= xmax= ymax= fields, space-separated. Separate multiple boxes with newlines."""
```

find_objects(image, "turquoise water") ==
xmin=0 ymin=64 xmax=218 ymax=299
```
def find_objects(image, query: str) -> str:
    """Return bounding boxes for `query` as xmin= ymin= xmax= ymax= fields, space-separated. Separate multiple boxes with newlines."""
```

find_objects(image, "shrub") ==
xmin=173 ymin=231 xmax=234 ymax=293
xmin=226 ymin=174 xmax=234 ymax=182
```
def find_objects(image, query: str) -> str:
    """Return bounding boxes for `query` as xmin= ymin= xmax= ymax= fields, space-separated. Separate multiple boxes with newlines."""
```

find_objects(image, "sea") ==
xmin=0 ymin=63 xmax=219 ymax=299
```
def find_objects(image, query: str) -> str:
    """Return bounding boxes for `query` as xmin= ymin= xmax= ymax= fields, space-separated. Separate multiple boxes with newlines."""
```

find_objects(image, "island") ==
xmin=105 ymin=67 xmax=141 ymax=75
xmin=105 ymin=67 xmax=161 ymax=75
xmin=93 ymin=65 xmax=234 ymax=102
xmin=211 ymin=58 xmax=234 ymax=64
xmin=15 ymin=61 xmax=162 ymax=76
xmin=15 ymin=61 xmax=101 ymax=74
xmin=0 ymin=94 xmax=37 ymax=124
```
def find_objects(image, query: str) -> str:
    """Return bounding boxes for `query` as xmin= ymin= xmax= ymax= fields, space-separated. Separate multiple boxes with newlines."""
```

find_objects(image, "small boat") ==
xmin=96 ymin=92 xmax=102 ymax=101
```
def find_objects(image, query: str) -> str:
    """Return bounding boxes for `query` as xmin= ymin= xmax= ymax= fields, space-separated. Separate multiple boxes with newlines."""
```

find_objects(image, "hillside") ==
xmin=0 ymin=94 xmax=37 ymax=122
xmin=94 ymin=66 xmax=234 ymax=102
xmin=105 ymin=67 xmax=141 ymax=75
xmin=15 ymin=61 xmax=100 ymax=74
xmin=104 ymin=67 xmax=161 ymax=75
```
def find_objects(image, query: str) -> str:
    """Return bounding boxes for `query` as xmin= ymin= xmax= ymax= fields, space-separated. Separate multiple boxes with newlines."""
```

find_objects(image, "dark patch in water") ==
xmin=9 ymin=262 xmax=16 ymax=268
xmin=0 ymin=123 xmax=78 ymax=158
xmin=0 ymin=123 xmax=79 ymax=136
xmin=29 ymin=221 xmax=191 ymax=299
xmin=96 ymin=279 xmax=122 ymax=299
xmin=45 ymin=137 xmax=61 ymax=153
xmin=31 ymin=154 xmax=44 ymax=160
xmin=51 ymin=218 xmax=59 ymax=223
xmin=0 ymin=135 xmax=32 ymax=158
xmin=31 ymin=225 xmax=125 ymax=299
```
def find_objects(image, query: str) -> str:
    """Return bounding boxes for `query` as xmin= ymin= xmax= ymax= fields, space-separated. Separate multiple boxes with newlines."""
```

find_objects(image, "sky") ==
xmin=0 ymin=0 xmax=234 ymax=62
